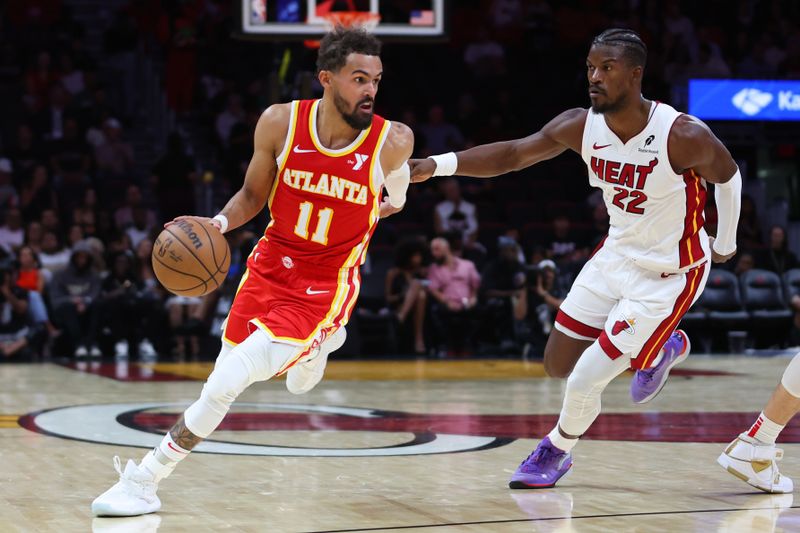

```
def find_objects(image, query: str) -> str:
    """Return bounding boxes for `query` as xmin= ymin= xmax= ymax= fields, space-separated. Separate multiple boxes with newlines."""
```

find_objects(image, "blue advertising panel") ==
xmin=689 ymin=79 xmax=800 ymax=121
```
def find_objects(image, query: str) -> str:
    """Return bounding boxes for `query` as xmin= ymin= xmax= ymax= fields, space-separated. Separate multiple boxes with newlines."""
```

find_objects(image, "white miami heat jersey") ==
xmin=581 ymin=101 xmax=709 ymax=272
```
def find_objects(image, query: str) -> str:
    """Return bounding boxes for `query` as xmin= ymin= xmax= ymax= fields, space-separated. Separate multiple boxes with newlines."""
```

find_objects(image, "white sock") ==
xmin=158 ymin=432 xmax=191 ymax=462
xmin=547 ymin=427 xmax=579 ymax=452
xmin=746 ymin=412 xmax=784 ymax=445
xmin=140 ymin=448 xmax=176 ymax=482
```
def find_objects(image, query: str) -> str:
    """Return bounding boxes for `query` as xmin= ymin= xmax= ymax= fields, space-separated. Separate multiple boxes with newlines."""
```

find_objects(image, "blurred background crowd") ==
xmin=0 ymin=0 xmax=799 ymax=360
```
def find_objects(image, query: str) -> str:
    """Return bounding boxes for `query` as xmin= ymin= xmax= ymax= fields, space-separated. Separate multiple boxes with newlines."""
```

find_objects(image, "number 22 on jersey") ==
xmin=294 ymin=201 xmax=333 ymax=245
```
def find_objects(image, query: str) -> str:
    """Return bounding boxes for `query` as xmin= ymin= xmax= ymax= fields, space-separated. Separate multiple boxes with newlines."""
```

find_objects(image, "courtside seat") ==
xmin=700 ymin=270 xmax=749 ymax=328
xmin=740 ymin=269 xmax=793 ymax=323
xmin=353 ymin=248 xmax=398 ymax=355
xmin=783 ymin=268 xmax=800 ymax=304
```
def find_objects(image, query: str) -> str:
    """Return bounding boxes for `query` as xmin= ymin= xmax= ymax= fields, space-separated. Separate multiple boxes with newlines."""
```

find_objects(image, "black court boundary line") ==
xmin=302 ymin=505 xmax=800 ymax=532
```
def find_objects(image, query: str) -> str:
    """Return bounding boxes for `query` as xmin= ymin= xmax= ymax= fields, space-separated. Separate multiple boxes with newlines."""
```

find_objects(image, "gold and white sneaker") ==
xmin=91 ymin=456 xmax=162 ymax=517
xmin=717 ymin=435 xmax=794 ymax=493
xmin=286 ymin=327 xmax=347 ymax=395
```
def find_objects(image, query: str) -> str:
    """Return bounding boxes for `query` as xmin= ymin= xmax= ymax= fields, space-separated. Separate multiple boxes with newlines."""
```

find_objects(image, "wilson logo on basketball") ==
xmin=174 ymin=220 xmax=203 ymax=250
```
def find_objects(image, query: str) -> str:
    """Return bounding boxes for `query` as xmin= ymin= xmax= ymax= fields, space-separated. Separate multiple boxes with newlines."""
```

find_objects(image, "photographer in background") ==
xmin=515 ymin=260 xmax=569 ymax=356
xmin=481 ymin=236 xmax=526 ymax=353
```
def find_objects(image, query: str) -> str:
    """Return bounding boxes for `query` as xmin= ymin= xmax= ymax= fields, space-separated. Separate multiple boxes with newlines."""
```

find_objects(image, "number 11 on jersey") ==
xmin=294 ymin=201 xmax=333 ymax=245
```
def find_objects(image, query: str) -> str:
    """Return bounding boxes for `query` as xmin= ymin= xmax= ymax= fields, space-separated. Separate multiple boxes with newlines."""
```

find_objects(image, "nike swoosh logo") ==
xmin=293 ymin=145 xmax=316 ymax=154
xmin=593 ymin=143 xmax=612 ymax=149
xmin=306 ymin=287 xmax=330 ymax=295
xmin=167 ymin=442 xmax=187 ymax=454
xmin=660 ymin=273 xmax=676 ymax=278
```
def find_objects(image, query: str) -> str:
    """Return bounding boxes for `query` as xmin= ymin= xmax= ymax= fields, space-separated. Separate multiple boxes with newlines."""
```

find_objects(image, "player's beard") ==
xmin=590 ymin=91 xmax=626 ymax=114
xmin=334 ymin=90 xmax=373 ymax=130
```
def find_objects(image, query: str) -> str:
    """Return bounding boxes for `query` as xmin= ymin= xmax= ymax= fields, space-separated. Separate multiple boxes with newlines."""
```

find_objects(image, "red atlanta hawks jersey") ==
xmin=264 ymin=99 xmax=391 ymax=268
xmin=581 ymin=101 xmax=709 ymax=272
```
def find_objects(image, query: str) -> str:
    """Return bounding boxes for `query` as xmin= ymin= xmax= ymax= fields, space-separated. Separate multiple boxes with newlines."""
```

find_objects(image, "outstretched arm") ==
xmin=409 ymin=108 xmax=586 ymax=182
xmin=166 ymin=104 xmax=290 ymax=233
xmin=669 ymin=115 xmax=740 ymax=263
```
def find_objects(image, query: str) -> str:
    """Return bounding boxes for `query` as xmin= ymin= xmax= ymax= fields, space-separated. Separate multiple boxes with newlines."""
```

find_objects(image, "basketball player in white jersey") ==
xmin=91 ymin=27 xmax=413 ymax=516
xmin=410 ymin=28 xmax=741 ymax=487
xmin=718 ymin=352 xmax=800 ymax=493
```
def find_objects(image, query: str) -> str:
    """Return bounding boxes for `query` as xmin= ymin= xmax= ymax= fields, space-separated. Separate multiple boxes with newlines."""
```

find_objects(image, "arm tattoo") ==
xmin=169 ymin=415 xmax=203 ymax=451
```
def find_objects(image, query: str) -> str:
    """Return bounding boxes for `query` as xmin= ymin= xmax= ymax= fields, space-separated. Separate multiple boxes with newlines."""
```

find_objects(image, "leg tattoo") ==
xmin=169 ymin=415 xmax=203 ymax=451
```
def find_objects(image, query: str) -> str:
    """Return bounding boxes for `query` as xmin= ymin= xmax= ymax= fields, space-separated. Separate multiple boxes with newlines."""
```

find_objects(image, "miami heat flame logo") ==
xmin=612 ymin=317 xmax=636 ymax=335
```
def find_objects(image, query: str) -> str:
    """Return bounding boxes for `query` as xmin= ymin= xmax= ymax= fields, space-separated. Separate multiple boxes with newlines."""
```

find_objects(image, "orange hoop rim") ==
xmin=320 ymin=11 xmax=381 ymax=31
xmin=305 ymin=11 xmax=381 ymax=49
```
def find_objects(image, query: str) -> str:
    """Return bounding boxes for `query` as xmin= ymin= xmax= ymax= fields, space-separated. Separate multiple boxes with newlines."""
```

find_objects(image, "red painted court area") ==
xmin=128 ymin=410 xmax=800 ymax=443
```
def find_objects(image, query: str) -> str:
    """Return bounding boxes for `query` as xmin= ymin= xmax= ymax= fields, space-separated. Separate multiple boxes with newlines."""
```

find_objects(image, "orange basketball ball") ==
xmin=152 ymin=217 xmax=230 ymax=297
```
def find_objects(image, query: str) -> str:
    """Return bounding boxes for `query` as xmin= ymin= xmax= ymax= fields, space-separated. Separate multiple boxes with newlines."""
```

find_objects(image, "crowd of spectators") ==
xmin=1 ymin=0 xmax=799 ymax=359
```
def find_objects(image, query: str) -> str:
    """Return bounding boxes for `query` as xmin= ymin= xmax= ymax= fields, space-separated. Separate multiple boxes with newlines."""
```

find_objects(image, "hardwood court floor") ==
xmin=3 ymin=355 xmax=800 ymax=532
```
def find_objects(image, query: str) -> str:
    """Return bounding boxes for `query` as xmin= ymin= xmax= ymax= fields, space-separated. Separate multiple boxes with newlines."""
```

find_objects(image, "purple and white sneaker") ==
xmin=630 ymin=329 xmax=690 ymax=404
xmin=509 ymin=437 xmax=573 ymax=489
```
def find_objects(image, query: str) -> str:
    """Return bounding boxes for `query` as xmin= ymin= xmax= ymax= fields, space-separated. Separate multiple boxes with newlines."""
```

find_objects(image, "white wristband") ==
xmin=430 ymin=152 xmax=458 ymax=177
xmin=212 ymin=214 xmax=229 ymax=234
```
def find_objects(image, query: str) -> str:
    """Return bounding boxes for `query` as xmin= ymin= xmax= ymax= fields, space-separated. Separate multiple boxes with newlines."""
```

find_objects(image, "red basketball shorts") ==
xmin=222 ymin=240 xmax=360 ymax=348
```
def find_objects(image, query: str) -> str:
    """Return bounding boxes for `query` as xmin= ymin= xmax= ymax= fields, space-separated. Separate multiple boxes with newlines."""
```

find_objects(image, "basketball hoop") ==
xmin=304 ymin=11 xmax=381 ymax=49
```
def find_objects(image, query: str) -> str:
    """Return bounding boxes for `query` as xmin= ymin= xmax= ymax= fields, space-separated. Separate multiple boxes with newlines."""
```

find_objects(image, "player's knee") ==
xmin=201 ymin=355 xmax=252 ymax=408
xmin=543 ymin=351 xmax=570 ymax=378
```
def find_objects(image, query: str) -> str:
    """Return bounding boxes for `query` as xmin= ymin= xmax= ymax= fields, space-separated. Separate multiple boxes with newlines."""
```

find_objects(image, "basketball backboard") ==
xmin=240 ymin=0 xmax=447 ymax=40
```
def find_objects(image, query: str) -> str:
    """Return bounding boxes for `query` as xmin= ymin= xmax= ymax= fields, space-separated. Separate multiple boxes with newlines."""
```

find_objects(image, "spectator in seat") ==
xmin=20 ymin=164 xmax=58 ymax=222
xmin=385 ymin=239 xmax=428 ymax=354
xmin=481 ymin=236 xmax=526 ymax=351
xmin=434 ymin=178 xmax=478 ymax=250
xmin=114 ymin=184 xmax=157 ymax=230
xmin=0 ymin=208 xmax=24 ymax=254
xmin=215 ymin=94 xmax=245 ymax=148
xmin=543 ymin=214 xmax=589 ymax=266
xmin=757 ymin=225 xmax=798 ymax=275
xmin=24 ymin=221 xmax=45 ymax=255
xmin=419 ymin=105 xmax=464 ymax=156
xmin=738 ymin=195 xmax=763 ymax=251
xmin=49 ymin=240 xmax=102 ymax=357
xmin=98 ymin=251 xmax=156 ymax=358
xmin=126 ymin=206 xmax=155 ymax=250
xmin=427 ymin=237 xmax=481 ymax=356
xmin=16 ymin=245 xmax=58 ymax=339
xmin=0 ymin=158 xmax=19 ymax=218
xmin=39 ymin=231 xmax=71 ymax=274
xmin=94 ymin=117 xmax=135 ymax=188
xmin=733 ymin=251 xmax=756 ymax=276
xmin=0 ymin=262 xmax=32 ymax=358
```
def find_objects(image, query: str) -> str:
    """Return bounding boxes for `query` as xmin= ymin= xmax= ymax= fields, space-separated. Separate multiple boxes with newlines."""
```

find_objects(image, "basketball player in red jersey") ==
xmin=92 ymin=27 xmax=413 ymax=516
xmin=411 ymin=29 xmax=741 ymax=488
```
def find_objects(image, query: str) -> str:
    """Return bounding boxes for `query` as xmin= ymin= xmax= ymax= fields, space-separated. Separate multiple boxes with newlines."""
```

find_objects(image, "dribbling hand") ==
xmin=709 ymin=236 xmax=736 ymax=264
xmin=165 ymin=215 xmax=223 ymax=232
xmin=408 ymin=158 xmax=437 ymax=183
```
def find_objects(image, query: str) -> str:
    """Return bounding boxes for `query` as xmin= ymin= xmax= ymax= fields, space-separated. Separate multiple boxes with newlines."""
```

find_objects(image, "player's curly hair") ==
xmin=592 ymin=28 xmax=647 ymax=67
xmin=317 ymin=26 xmax=382 ymax=73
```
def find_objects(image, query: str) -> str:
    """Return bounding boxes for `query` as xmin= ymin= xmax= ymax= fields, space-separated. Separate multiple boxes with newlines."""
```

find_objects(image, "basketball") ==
xmin=152 ymin=217 xmax=230 ymax=297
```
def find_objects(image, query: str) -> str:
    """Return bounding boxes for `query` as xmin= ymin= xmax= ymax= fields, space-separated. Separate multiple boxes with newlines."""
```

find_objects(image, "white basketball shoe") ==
xmin=717 ymin=435 xmax=794 ymax=493
xmin=286 ymin=327 xmax=347 ymax=395
xmin=92 ymin=456 xmax=162 ymax=517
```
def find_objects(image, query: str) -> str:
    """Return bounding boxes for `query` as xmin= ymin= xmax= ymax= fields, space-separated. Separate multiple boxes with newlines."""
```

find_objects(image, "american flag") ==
xmin=410 ymin=10 xmax=435 ymax=26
